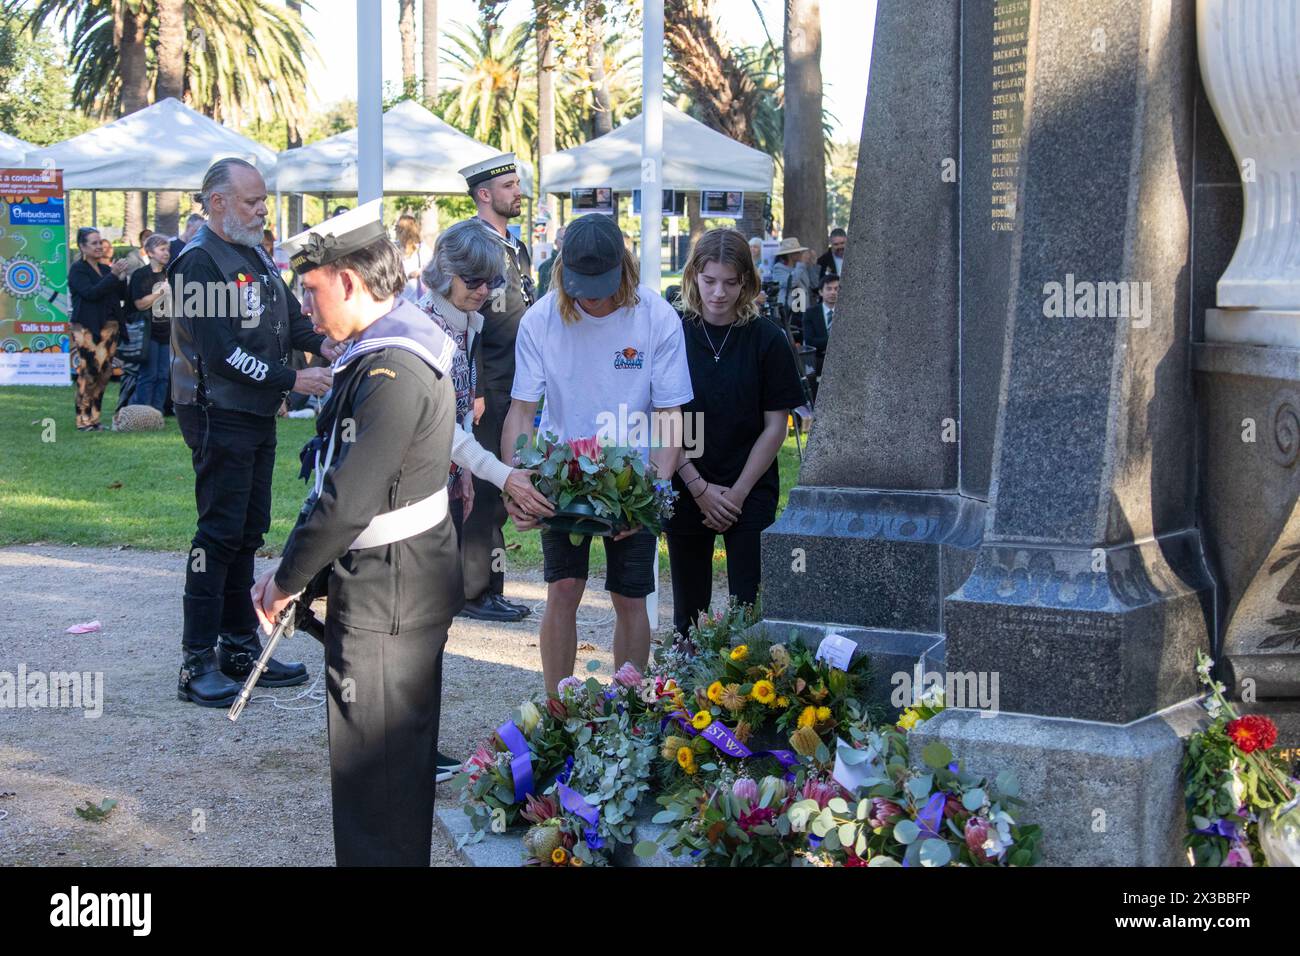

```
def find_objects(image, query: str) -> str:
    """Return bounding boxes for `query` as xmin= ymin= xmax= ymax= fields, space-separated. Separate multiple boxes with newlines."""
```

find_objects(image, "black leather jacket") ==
xmin=169 ymin=226 xmax=323 ymax=417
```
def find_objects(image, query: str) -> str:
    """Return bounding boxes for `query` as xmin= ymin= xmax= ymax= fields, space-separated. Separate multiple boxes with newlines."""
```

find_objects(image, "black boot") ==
xmin=218 ymin=631 xmax=309 ymax=687
xmin=177 ymin=647 xmax=242 ymax=707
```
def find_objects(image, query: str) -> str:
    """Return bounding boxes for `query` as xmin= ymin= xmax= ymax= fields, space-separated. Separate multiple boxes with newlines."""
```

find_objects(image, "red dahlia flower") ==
xmin=1226 ymin=715 xmax=1278 ymax=754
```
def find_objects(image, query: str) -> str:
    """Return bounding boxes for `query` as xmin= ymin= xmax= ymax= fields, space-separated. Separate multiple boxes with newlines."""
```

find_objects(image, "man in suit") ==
xmin=816 ymin=227 xmax=847 ymax=288
xmin=801 ymin=273 xmax=839 ymax=403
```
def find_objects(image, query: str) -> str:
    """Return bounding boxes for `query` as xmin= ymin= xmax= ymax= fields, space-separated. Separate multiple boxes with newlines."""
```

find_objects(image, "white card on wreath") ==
xmin=815 ymin=633 xmax=855 ymax=671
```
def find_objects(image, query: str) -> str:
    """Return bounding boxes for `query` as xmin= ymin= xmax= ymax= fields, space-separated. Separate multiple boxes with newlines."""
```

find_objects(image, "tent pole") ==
xmin=275 ymin=190 xmax=283 ymax=240
xmin=91 ymin=191 xmax=98 ymax=228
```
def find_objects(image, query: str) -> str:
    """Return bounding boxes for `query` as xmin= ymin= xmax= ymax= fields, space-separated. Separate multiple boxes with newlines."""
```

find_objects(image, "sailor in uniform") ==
xmin=250 ymin=202 xmax=462 ymax=867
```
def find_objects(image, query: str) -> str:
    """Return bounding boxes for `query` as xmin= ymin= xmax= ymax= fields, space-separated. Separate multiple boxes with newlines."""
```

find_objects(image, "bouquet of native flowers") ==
xmin=642 ymin=771 xmax=832 ymax=866
xmin=1184 ymin=651 xmax=1299 ymax=867
xmin=527 ymin=664 xmax=660 ymax=865
xmin=456 ymin=698 xmax=574 ymax=842
xmin=785 ymin=719 xmax=1042 ymax=867
xmin=654 ymin=603 xmax=876 ymax=767
xmin=514 ymin=431 xmax=678 ymax=544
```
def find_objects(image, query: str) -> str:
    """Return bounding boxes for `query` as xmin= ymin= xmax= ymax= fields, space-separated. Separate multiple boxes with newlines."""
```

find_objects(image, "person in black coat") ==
xmin=800 ymin=273 xmax=839 ymax=402
xmin=170 ymin=158 xmax=337 ymax=708
xmin=667 ymin=228 xmax=804 ymax=637
xmin=252 ymin=210 xmax=462 ymax=866
xmin=815 ymin=227 xmax=847 ymax=288
xmin=68 ymin=227 xmax=132 ymax=430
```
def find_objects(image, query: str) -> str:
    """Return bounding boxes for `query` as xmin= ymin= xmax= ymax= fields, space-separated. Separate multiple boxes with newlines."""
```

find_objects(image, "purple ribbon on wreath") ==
xmin=556 ymin=756 xmax=603 ymax=850
xmin=670 ymin=711 xmax=800 ymax=779
xmin=901 ymin=792 xmax=949 ymax=868
xmin=495 ymin=719 xmax=534 ymax=804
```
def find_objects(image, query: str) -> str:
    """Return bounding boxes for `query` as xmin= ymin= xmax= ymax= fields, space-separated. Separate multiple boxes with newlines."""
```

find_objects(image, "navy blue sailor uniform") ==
xmin=272 ymin=299 xmax=463 ymax=867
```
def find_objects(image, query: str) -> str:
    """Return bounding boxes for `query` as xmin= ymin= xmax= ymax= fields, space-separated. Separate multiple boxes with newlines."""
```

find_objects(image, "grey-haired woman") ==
xmin=416 ymin=218 xmax=553 ymax=779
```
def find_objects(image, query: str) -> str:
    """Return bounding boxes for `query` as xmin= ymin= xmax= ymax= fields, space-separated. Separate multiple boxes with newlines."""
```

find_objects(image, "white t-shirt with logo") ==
xmin=511 ymin=284 xmax=694 ymax=458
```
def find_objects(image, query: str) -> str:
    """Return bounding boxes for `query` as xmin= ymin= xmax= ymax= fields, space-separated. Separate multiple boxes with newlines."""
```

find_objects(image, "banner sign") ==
xmin=0 ymin=167 xmax=70 ymax=386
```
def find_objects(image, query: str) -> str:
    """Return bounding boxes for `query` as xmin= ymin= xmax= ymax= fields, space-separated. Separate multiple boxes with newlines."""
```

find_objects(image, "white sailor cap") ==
xmin=281 ymin=199 xmax=389 ymax=274
xmin=458 ymin=153 xmax=518 ymax=190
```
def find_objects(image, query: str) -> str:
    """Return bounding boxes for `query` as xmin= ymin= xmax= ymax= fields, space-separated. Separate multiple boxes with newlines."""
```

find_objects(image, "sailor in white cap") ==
xmin=252 ymin=200 xmax=463 ymax=866
xmin=455 ymin=153 xmax=536 ymax=623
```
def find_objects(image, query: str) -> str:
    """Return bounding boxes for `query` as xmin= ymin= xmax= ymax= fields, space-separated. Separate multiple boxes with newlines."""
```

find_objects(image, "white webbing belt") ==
xmin=313 ymin=406 xmax=450 ymax=552
xmin=349 ymin=487 xmax=449 ymax=550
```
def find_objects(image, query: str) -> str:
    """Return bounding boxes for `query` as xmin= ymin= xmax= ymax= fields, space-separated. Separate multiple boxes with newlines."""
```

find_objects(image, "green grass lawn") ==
xmin=0 ymin=384 xmax=803 ymax=575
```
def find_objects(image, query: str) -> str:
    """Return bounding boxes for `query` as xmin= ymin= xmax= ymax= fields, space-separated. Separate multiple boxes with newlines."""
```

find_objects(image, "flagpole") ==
xmin=642 ymin=0 xmax=665 ymax=631
xmin=357 ymin=0 xmax=383 ymax=205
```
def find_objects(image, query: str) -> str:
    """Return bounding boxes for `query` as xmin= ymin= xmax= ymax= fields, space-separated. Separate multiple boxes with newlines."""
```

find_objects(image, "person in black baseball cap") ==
xmin=556 ymin=211 xmax=625 ymax=299
xmin=499 ymin=214 xmax=695 ymax=693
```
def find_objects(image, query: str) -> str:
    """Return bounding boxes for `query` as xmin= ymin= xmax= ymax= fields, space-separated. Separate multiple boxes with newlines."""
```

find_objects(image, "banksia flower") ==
xmin=734 ymin=719 xmax=754 ymax=744
xmin=791 ymin=725 xmax=821 ymax=757
xmin=769 ymin=644 xmax=790 ymax=668
xmin=720 ymin=683 xmax=747 ymax=712
xmin=661 ymin=735 xmax=690 ymax=762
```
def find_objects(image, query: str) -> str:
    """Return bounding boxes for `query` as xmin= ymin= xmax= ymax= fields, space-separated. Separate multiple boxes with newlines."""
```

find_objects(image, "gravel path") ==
xmin=0 ymin=543 xmax=716 ymax=866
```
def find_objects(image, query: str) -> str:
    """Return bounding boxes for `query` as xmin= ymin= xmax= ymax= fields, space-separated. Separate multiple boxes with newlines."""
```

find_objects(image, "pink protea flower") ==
xmin=964 ymin=816 xmax=991 ymax=855
xmin=799 ymin=778 xmax=839 ymax=810
xmin=871 ymin=798 xmax=903 ymax=827
xmin=732 ymin=778 xmax=759 ymax=808
xmin=464 ymin=742 xmax=496 ymax=780
xmin=613 ymin=662 xmax=643 ymax=688
xmin=567 ymin=435 xmax=604 ymax=462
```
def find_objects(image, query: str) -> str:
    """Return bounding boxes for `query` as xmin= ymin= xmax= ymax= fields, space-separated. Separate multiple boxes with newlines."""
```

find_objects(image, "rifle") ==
xmin=227 ymin=593 xmax=325 ymax=722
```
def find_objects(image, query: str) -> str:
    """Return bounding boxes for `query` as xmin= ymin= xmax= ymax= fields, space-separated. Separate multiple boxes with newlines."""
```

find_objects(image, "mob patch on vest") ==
xmin=226 ymin=345 xmax=269 ymax=382
xmin=368 ymin=367 xmax=397 ymax=379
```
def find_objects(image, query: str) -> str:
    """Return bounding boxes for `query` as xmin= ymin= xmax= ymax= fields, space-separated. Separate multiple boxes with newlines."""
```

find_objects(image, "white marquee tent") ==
xmin=540 ymin=102 xmax=773 ymax=195
xmin=270 ymin=99 xmax=535 ymax=197
xmin=0 ymin=130 xmax=37 ymax=167
xmin=21 ymin=98 xmax=276 ymax=190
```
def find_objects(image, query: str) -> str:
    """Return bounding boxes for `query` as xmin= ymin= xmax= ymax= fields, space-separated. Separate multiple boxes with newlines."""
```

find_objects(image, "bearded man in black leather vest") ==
xmin=170 ymin=158 xmax=341 ymax=707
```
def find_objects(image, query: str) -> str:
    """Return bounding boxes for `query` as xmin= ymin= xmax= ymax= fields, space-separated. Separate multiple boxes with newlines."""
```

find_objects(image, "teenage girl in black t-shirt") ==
xmin=667 ymin=229 xmax=805 ymax=637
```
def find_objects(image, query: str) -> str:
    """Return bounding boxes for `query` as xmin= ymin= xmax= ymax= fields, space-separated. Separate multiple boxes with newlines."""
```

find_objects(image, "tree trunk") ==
xmin=153 ymin=0 xmax=186 ymax=236
xmin=399 ymin=0 xmax=417 ymax=93
xmin=782 ymin=0 xmax=826 ymax=254
xmin=421 ymin=0 xmax=438 ymax=101
xmin=535 ymin=0 xmax=556 ymax=240
xmin=586 ymin=0 xmax=612 ymax=138
xmin=285 ymin=0 xmax=304 ymax=234
xmin=118 ymin=0 xmax=152 ymax=244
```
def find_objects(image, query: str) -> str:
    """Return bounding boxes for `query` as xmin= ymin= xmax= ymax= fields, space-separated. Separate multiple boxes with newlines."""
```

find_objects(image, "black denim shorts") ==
xmin=540 ymin=528 xmax=657 ymax=598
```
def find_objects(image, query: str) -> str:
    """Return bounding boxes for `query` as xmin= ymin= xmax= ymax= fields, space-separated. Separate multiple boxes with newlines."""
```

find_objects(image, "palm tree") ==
xmin=421 ymin=0 xmax=438 ymax=99
xmin=664 ymin=0 xmax=762 ymax=147
xmin=437 ymin=18 xmax=536 ymax=158
xmin=584 ymin=0 xmax=613 ymax=137
xmin=7 ymin=0 xmax=316 ymax=129
xmin=399 ymin=0 xmax=416 ymax=93
xmin=783 ymin=0 xmax=825 ymax=251
xmin=153 ymin=0 xmax=185 ymax=235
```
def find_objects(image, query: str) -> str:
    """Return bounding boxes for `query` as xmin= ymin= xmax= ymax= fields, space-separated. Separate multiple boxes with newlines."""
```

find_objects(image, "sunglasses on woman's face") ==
xmin=459 ymin=274 xmax=506 ymax=291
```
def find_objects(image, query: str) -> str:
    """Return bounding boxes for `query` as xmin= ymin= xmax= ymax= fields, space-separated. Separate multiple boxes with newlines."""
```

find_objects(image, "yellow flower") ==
xmin=897 ymin=709 xmax=920 ymax=731
xmin=676 ymin=746 xmax=695 ymax=770
xmin=752 ymin=680 xmax=777 ymax=705
xmin=707 ymin=681 xmax=725 ymax=704
xmin=551 ymin=847 xmax=568 ymax=865
xmin=691 ymin=709 xmax=713 ymax=730
xmin=661 ymin=735 xmax=690 ymax=762
xmin=730 ymin=645 xmax=749 ymax=662
xmin=776 ymin=696 xmax=789 ymax=708
xmin=816 ymin=706 xmax=832 ymax=722
xmin=797 ymin=705 xmax=818 ymax=729
xmin=570 ymin=856 xmax=583 ymax=867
